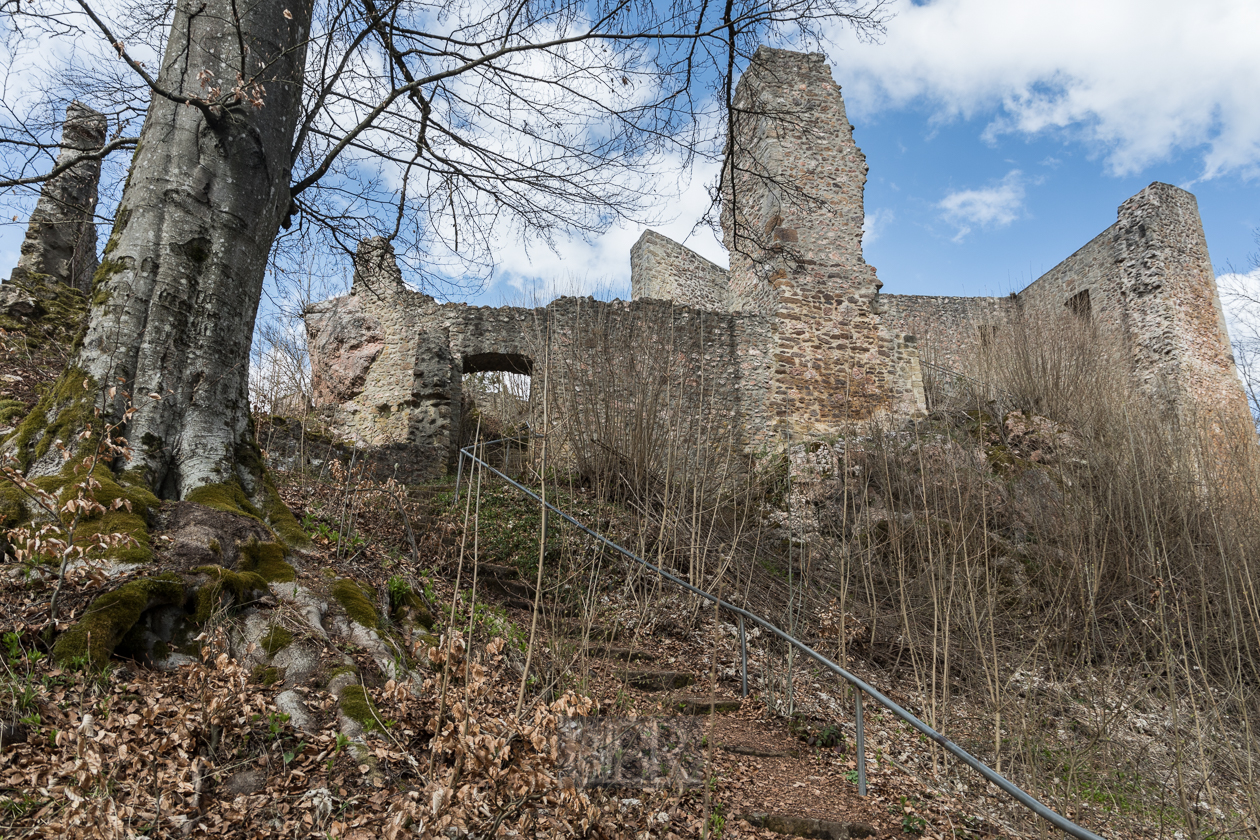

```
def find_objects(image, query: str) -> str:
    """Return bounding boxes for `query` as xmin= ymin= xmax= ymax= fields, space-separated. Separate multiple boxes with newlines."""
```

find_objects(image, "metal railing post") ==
xmin=454 ymin=449 xmax=465 ymax=502
xmin=739 ymin=616 xmax=748 ymax=698
xmin=855 ymin=690 xmax=867 ymax=796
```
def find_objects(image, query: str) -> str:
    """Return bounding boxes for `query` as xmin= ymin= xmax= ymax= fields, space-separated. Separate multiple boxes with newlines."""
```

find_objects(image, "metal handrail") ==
xmin=455 ymin=440 xmax=1104 ymax=840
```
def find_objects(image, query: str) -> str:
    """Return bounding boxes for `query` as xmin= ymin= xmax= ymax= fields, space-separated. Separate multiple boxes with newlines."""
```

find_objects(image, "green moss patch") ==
xmin=252 ymin=665 xmax=284 ymax=686
xmin=9 ymin=366 xmax=97 ymax=470
xmin=238 ymin=540 xmax=296 ymax=583
xmin=260 ymin=626 xmax=294 ymax=657
xmin=338 ymin=684 xmax=379 ymax=731
xmin=326 ymin=665 xmax=358 ymax=686
xmin=192 ymin=565 xmax=269 ymax=622
xmin=391 ymin=590 xmax=435 ymax=630
xmin=52 ymin=574 xmax=184 ymax=667
xmin=332 ymin=579 xmax=379 ymax=629
xmin=186 ymin=480 xmax=264 ymax=520
xmin=0 ymin=399 xmax=25 ymax=427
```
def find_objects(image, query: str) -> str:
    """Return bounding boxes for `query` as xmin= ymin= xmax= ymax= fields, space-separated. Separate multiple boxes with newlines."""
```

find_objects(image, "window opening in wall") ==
xmin=978 ymin=325 xmax=995 ymax=348
xmin=1066 ymin=289 xmax=1092 ymax=320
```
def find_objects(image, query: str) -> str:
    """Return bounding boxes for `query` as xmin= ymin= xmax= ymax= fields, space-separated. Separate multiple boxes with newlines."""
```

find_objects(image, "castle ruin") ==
xmin=306 ymin=47 xmax=1250 ymax=478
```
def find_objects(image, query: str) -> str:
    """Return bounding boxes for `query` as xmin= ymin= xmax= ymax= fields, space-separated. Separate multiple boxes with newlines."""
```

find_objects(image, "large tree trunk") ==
xmin=73 ymin=0 xmax=311 ymax=499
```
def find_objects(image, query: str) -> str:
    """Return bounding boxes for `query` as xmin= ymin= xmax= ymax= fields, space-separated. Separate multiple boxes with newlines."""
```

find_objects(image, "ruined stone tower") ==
xmin=6 ymin=102 xmax=107 ymax=293
xmin=718 ymin=47 xmax=923 ymax=434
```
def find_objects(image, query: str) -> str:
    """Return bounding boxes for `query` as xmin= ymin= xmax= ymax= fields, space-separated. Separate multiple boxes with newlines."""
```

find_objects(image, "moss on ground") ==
xmin=332 ymin=579 xmax=379 ymax=629
xmin=338 ymin=684 xmax=379 ymax=730
xmin=52 ymin=574 xmax=184 ymax=667
xmin=192 ymin=565 xmax=269 ymax=622
xmin=261 ymin=625 xmax=294 ymax=657
xmin=238 ymin=540 xmax=296 ymax=583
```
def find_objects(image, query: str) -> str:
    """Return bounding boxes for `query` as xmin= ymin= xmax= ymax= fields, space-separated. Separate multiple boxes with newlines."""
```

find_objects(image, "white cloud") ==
xmin=1217 ymin=269 xmax=1260 ymax=408
xmin=826 ymin=0 xmax=1260 ymax=178
xmin=937 ymin=170 xmax=1024 ymax=241
xmin=489 ymin=154 xmax=726 ymax=303
xmin=862 ymin=208 xmax=895 ymax=246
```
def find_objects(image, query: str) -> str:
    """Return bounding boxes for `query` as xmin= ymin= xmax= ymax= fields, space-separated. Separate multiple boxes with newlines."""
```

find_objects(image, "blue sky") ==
xmin=1 ymin=0 xmax=1256 ymax=312
xmin=482 ymin=0 xmax=1260 ymax=306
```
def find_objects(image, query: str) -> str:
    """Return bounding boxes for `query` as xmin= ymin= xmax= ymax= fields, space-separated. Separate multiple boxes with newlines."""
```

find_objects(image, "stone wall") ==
xmin=307 ymin=239 xmax=772 ymax=477
xmin=630 ymin=229 xmax=731 ymax=311
xmin=882 ymin=183 xmax=1250 ymax=432
xmin=306 ymin=48 xmax=1250 ymax=479
xmin=717 ymin=47 xmax=924 ymax=431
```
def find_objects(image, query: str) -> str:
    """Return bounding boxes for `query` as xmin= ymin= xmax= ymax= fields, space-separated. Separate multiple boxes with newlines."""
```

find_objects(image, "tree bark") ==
xmin=77 ymin=0 xmax=311 ymax=498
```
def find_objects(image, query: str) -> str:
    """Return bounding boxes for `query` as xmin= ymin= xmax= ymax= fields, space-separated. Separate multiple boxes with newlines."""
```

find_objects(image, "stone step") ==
xmin=737 ymin=813 xmax=877 ymax=840
xmin=592 ymin=645 xmax=651 ymax=662
xmin=720 ymin=742 xmax=797 ymax=759
xmin=618 ymin=670 xmax=694 ymax=692
xmin=671 ymin=696 xmax=742 ymax=714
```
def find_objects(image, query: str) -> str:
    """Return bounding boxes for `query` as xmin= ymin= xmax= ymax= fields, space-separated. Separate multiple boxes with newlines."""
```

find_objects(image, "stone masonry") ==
xmin=306 ymin=47 xmax=1251 ymax=475
xmin=882 ymin=183 xmax=1249 ymax=432
xmin=5 ymin=102 xmax=107 ymax=293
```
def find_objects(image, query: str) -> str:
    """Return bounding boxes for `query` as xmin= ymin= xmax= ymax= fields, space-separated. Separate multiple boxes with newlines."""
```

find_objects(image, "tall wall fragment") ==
xmin=6 ymin=102 xmax=107 ymax=293
xmin=718 ymin=47 xmax=924 ymax=432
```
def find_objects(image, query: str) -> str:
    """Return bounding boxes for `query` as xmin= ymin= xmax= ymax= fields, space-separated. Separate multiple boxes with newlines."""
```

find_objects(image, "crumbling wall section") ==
xmin=881 ymin=183 xmax=1249 ymax=432
xmin=630 ymin=230 xmax=732 ymax=311
xmin=1021 ymin=182 xmax=1246 ymax=431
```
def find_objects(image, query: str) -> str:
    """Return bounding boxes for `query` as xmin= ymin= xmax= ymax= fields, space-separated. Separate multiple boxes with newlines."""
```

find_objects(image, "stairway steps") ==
xmin=737 ymin=812 xmax=877 ymax=840
xmin=670 ymin=696 xmax=742 ymax=714
xmin=618 ymin=670 xmax=694 ymax=692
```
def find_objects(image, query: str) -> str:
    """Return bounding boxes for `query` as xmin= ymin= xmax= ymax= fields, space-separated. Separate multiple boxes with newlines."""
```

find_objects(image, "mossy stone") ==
xmin=192 ymin=565 xmax=269 ymax=622
xmin=326 ymin=665 xmax=358 ymax=687
xmin=52 ymin=574 xmax=185 ymax=667
xmin=338 ymin=684 xmax=378 ymax=730
xmin=392 ymin=591 xmax=435 ymax=630
xmin=239 ymin=540 xmax=296 ymax=583
xmin=332 ymin=579 xmax=379 ymax=629
xmin=252 ymin=665 xmax=283 ymax=686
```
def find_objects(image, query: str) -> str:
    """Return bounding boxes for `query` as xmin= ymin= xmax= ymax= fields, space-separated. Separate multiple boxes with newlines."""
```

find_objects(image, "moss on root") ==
xmin=0 ymin=399 xmax=25 ymax=427
xmin=238 ymin=540 xmax=296 ymax=583
xmin=192 ymin=565 xmax=269 ymax=622
xmin=52 ymin=574 xmax=184 ymax=667
xmin=332 ymin=579 xmax=379 ymax=629
xmin=184 ymin=476 xmax=308 ymax=551
xmin=338 ymin=684 xmax=379 ymax=730
xmin=392 ymin=590 xmax=435 ymax=630
xmin=185 ymin=480 xmax=264 ymax=520
xmin=261 ymin=626 xmax=294 ymax=657
xmin=9 ymin=366 xmax=97 ymax=470
xmin=1 ymin=460 xmax=157 ymax=564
